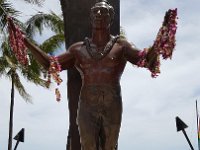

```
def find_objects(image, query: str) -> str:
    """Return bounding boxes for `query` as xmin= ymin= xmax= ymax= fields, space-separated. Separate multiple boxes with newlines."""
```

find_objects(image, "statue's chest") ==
xmin=75 ymin=46 xmax=125 ymax=71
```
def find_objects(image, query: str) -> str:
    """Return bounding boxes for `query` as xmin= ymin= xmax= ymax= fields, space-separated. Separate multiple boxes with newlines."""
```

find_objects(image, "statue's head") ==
xmin=90 ymin=0 xmax=115 ymax=28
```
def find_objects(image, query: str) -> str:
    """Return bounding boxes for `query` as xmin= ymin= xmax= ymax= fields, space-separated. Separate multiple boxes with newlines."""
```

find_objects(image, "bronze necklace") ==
xmin=85 ymin=35 xmax=119 ymax=60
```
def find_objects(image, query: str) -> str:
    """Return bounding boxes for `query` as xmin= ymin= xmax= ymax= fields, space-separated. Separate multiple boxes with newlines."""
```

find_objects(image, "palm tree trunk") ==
xmin=8 ymin=73 xmax=15 ymax=150
xmin=59 ymin=0 xmax=119 ymax=149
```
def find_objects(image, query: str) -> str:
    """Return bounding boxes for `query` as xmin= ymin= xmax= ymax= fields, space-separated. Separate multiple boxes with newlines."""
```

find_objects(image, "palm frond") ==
xmin=0 ymin=1 xmax=20 ymax=31
xmin=0 ymin=29 xmax=7 ymax=46
xmin=5 ymin=55 xmax=17 ymax=70
xmin=10 ymin=17 xmax=27 ymax=32
xmin=7 ymin=68 xmax=31 ymax=102
xmin=25 ymin=11 xmax=64 ymax=38
xmin=46 ymin=11 xmax=64 ymax=34
xmin=1 ymin=40 xmax=18 ymax=64
xmin=25 ymin=38 xmax=45 ymax=75
xmin=28 ymin=55 xmax=42 ymax=75
xmin=19 ymin=65 xmax=48 ymax=88
xmin=25 ymin=12 xmax=45 ymax=38
xmin=3 ymin=40 xmax=48 ymax=88
xmin=23 ymin=0 xmax=44 ymax=6
xmin=0 ymin=56 xmax=8 ymax=77
xmin=40 ymin=33 xmax=65 ymax=53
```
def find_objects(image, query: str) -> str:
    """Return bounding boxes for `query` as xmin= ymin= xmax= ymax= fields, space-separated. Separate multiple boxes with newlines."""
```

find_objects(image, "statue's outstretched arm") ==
xmin=124 ymin=8 xmax=178 ymax=78
xmin=24 ymin=38 xmax=50 ymax=69
xmin=56 ymin=44 xmax=77 ymax=70
xmin=124 ymin=40 xmax=159 ymax=74
xmin=6 ymin=16 xmax=74 ymax=101
xmin=24 ymin=38 xmax=75 ymax=71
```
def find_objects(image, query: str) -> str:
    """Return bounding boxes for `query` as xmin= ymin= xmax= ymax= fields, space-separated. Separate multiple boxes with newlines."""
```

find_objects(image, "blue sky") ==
xmin=1 ymin=0 xmax=200 ymax=150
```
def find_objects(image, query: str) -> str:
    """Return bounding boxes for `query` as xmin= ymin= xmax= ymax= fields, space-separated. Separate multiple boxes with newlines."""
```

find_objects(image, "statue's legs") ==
xmin=77 ymin=85 xmax=122 ymax=150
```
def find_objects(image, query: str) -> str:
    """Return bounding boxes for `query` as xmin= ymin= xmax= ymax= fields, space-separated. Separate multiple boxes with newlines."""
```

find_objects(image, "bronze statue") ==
xmin=20 ymin=0 xmax=177 ymax=149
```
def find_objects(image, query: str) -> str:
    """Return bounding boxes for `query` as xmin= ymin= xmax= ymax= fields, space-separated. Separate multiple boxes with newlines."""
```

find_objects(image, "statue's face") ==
xmin=90 ymin=2 xmax=112 ymax=29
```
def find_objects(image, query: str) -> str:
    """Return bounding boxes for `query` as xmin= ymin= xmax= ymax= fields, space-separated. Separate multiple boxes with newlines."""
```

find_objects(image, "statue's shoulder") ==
xmin=68 ymin=41 xmax=84 ymax=52
xmin=116 ymin=36 xmax=136 ymax=48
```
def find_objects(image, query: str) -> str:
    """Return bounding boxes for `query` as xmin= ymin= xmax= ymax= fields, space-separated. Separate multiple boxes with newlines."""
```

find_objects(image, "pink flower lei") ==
xmin=47 ymin=56 xmax=63 ymax=102
xmin=7 ymin=16 xmax=28 ymax=66
xmin=7 ymin=16 xmax=63 ymax=102
xmin=136 ymin=47 xmax=161 ymax=78
xmin=136 ymin=8 xmax=178 ymax=78
xmin=153 ymin=8 xmax=178 ymax=59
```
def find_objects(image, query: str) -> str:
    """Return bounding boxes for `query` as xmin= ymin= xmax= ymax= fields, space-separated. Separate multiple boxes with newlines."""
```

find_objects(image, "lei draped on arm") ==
xmin=7 ymin=16 xmax=63 ymax=102
xmin=136 ymin=8 xmax=178 ymax=78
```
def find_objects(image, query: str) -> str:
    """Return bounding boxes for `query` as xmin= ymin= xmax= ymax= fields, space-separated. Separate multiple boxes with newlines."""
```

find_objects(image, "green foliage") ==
xmin=0 ymin=56 xmax=8 ymax=76
xmin=26 ymin=11 xmax=64 ymax=38
xmin=0 ymin=0 xmax=19 ymax=31
xmin=23 ymin=0 xmax=44 ymax=6
xmin=40 ymin=33 xmax=65 ymax=53
xmin=7 ymin=68 xmax=31 ymax=101
xmin=0 ymin=39 xmax=48 ymax=101
xmin=0 ymin=1 xmax=49 ymax=102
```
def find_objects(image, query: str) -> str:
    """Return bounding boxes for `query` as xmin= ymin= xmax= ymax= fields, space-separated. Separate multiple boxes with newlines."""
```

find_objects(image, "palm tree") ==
xmin=1 ymin=2 xmax=65 ymax=148
xmin=0 ymin=37 xmax=49 ymax=150
xmin=0 ymin=1 xmax=48 ymax=150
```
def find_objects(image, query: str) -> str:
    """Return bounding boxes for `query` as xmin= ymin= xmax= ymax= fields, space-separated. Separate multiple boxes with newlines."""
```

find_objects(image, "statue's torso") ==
xmin=73 ymin=39 xmax=127 ymax=86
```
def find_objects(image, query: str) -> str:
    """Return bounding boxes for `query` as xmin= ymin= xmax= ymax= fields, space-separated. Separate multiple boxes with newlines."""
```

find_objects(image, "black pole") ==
xmin=182 ymin=129 xmax=194 ymax=150
xmin=8 ymin=74 xmax=15 ymax=150
xmin=13 ymin=140 xmax=19 ymax=150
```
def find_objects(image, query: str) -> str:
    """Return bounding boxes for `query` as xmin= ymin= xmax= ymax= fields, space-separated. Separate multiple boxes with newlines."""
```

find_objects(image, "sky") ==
xmin=0 ymin=0 xmax=200 ymax=150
